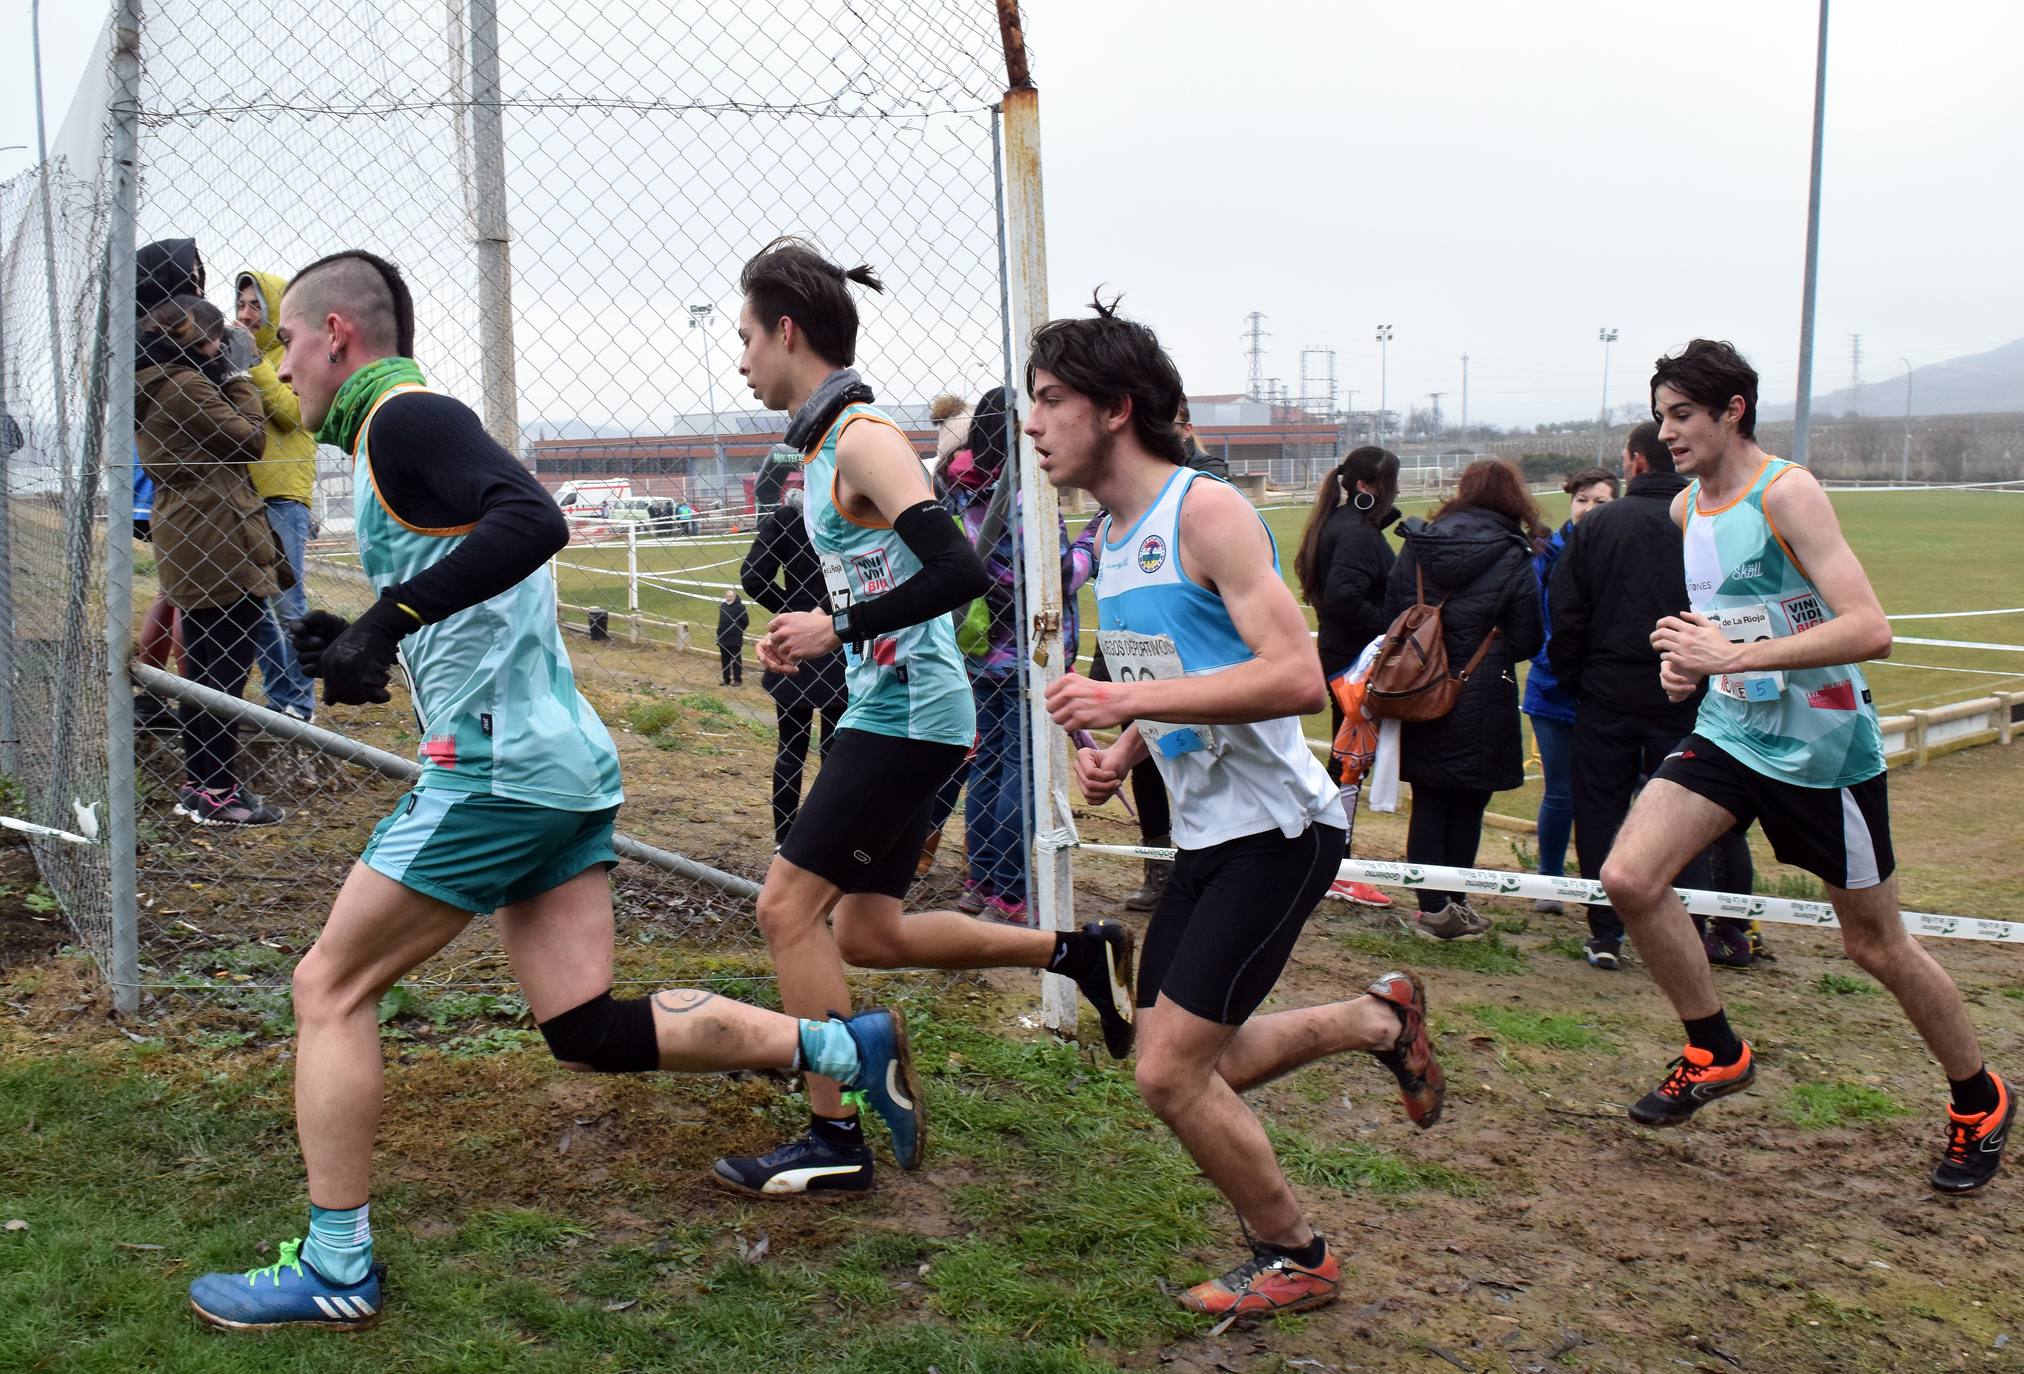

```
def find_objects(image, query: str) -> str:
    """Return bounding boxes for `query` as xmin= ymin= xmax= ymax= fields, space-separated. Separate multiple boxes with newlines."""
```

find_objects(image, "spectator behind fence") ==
xmin=1382 ymin=458 xmax=1544 ymax=939
xmin=132 ymin=238 xmax=208 ymax=733
xmin=740 ymin=469 xmax=847 ymax=845
xmin=1292 ymin=444 xmax=1402 ymax=909
xmin=235 ymin=269 xmax=318 ymax=723
xmin=1548 ymin=422 xmax=1757 ymax=970
xmin=929 ymin=390 xmax=972 ymax=487
xmin=1090 ymin=395 xmax=1234 ymax=910
xmin=716 ymin=589 xmax=748 ymax=685
xmin=135 ymin=295 xmax=289 ymax=826
xmin=1523 ymin=466 xmax=1618 ymax=915
xmin=939 ymin=385 xmax=1097 ymax=924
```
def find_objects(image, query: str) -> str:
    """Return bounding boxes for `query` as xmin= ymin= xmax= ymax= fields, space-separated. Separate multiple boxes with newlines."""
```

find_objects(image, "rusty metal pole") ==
xmin=469 ymin=0 xmax=522 ymax=454
xmin=996 ymin=1 xmax=1076 ymax=1035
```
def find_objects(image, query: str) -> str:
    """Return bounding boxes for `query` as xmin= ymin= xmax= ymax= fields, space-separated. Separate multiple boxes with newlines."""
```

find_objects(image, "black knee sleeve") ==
xmin=537 ymin=990 xmax=658 ymax=1073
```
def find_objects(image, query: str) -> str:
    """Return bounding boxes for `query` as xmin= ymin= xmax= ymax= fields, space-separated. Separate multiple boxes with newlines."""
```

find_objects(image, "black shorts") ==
xmin=778 ymin=728 xmax=968 ymax=898
xmin=1652 ymin=733 xmax=1894 ymax=890
xmin=1139 ymin=822 xmax=1345 ymax=1026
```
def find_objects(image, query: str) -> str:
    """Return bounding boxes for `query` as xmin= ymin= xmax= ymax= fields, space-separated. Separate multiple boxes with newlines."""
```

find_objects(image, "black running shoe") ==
xmin=712 ymin=1129 xmax=874 ymax=1200
xmin=1932 ymin=1070 xmax=2014 ymax=1195
xmin=1628 ymin=1042 xmax=1756 ymax=1126
xmin=1068 ymin=920 xmax=1136 ymax=1058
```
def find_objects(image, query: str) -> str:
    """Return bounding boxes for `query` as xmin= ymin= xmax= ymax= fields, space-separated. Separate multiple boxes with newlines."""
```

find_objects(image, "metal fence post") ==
xmin=102 ymin=0 xmax=143 ymax=1016
xmin=469 ymin=0 xmax=521 ymax=454
xmin=997 ymin=1 xmax=1076 ymax=1035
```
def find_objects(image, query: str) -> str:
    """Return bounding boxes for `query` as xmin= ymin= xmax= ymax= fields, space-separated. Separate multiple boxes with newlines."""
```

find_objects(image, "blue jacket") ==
xmin=1522 ymin=522 xmax=1576 ymax=722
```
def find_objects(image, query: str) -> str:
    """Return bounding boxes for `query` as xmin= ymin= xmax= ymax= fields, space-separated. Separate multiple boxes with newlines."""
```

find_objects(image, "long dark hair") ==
xmin=1293 ymin=445 xmax=1399 ymax=604
xmin=136 ymin=296 xmax=227 ymax=383
xmin=1432 ymin=458 xmax=1549 ymax=550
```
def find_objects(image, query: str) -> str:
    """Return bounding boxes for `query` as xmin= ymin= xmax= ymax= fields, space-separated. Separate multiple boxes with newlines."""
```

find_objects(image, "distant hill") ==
xmin=1762 ymin=337 xmax=2024 ymax=421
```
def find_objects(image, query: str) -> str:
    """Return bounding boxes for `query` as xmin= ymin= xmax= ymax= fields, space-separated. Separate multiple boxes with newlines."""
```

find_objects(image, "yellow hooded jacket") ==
xmin=235 ymin=268 xmax=317 ymax=504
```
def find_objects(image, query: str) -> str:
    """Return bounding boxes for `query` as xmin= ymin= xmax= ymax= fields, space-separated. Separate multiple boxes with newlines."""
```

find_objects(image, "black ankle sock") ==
xmin=1263 ymin=1234 xmax=1326 ymax=1269
xmin=1682 ymin=1010 xmax=1743 ymax=1066
xmin=1949 ymin=1065 xmax=2000 ymax=1117
xmin=809 ymin=1111 xmax=863 ymax=1151
xmin=1049 ymin=930 xmax=1098 ymax=980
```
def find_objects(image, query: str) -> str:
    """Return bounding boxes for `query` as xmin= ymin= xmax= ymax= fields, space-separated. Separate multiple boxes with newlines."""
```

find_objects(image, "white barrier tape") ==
xmin=1879 ymin=661 xmax=2024 ymax=678
xmin=0 ymin=815 xmax=95 ymax=846
xmin=1887 ymin=607 xmax=2024 ymax=621
xmin=1073 ymin=843 xmax=2024 ymax=944
xmin=1892 ymin=636 xmax=2024 ymax=653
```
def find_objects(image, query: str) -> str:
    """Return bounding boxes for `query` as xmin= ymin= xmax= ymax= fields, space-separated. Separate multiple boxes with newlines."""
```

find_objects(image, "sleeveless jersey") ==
xmin=1682 ymin=456 xmax=1885 ymax=789
xmin=802 ymin=402 xmax=974 ymax=746
xmin=1094 ymin=466 xmax=1341 ymax=850
xmin=354 ymin=385 xmax=624 ymax=810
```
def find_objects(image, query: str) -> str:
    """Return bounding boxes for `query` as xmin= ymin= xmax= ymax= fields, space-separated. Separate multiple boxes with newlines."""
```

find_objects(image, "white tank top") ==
xmin=1093 ymin=468 xmax=1342 ymax=850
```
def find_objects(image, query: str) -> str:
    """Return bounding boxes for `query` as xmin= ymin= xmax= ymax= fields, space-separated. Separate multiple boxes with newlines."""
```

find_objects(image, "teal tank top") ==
xmin=1682 ymin=456 xmax=1885 ymax=788
xmin=802 ymin=403 xmax=974 ymax=746
xmin=354 ymin=385 xmax=625 ymax=810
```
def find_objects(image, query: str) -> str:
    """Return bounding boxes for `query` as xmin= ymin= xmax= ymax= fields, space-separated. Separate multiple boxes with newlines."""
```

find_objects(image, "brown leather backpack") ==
xmin=1365 ymin=565 xmax=1500 ymax=722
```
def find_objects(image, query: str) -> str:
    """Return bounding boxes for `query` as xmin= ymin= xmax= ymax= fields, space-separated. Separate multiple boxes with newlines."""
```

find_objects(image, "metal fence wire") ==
xmin=0 ymin=0 xmax=1073 ymax=1017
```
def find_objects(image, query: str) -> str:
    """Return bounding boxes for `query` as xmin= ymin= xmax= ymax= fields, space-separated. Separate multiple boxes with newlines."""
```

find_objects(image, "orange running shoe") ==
xmin=1366 ymin=971 xmax=1445 ymax=1129
xmin=1328 ymin=878 xmax=1394 ymax=908
xmin=1629 ymin=1042 xmax=1755 ymax=1126
xmin=1177 ymin=1241 xmax=1341 ymax=1322
xmin=1932 ymin=1069 xmax=2013 ymax=1195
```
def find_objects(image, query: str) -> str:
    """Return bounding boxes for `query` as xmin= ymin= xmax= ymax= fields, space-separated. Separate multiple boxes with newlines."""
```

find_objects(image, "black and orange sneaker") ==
xmin=1366 ymin=971 xmax=1445 ymax=1129
xmin=1628 ymin=1042 xmax=1756 ymax=1126
xmin=1932 ymin=1070 xmax=2014 ymax=1195
xmin=1176 ymin=1241 xmax=1341 ymax=1323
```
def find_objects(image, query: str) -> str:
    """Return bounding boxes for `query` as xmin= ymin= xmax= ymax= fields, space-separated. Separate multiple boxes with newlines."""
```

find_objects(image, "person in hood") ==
xmin=235 ymin=269 xmax=318 ymax=721
xmin=137 ymin=237 xmax=204 ymax=314
xmin=1381 ymin=458 xmax=1545 ymax=939
xmin=132 ymin=239 xmax=207 ymax=731
xmin=134 ymin=295 xmax=287 ymax=826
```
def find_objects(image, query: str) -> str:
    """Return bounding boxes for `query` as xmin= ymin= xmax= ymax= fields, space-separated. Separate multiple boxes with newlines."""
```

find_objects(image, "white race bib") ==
xmin=1711 ymin=604 xmax=1784 ymax=703
xmin=1098 ymin=629 xmax=1220 ymax=758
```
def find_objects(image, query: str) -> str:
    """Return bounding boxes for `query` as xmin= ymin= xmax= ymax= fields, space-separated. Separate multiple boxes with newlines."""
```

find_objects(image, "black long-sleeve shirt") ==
xmin=739 ymin=503 xmax=830 ymax=615
xmin=365 ymin=392 xmax=569 ymax=623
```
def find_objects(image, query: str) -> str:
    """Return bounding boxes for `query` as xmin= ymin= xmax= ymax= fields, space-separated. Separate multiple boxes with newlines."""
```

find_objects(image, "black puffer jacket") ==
xmin=1312 ymin=504 xmax=1399 ymax=673
xmin=1383 ymin=507 xmax=1545 ymax=791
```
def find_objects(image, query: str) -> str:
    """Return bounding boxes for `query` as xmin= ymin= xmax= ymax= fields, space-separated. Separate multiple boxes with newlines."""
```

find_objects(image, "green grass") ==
xmin=1339 ymin=928 xmax=1529 ymax=975
xmin=1458 ymin=1004 xmax=1612 ymax=1050
xmin=1271 ymin=1130 xmax=1485 ymax=1198
xmin=1780 ymin=1082 xmax=1913 ymax=1130
xmin=1815 ymin=972 xmax=1881 ymax=997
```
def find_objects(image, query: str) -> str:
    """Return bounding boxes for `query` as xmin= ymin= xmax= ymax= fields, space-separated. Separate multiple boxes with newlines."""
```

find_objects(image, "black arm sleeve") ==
xmin=740 ymin=513 xmax=792 ymax=612
xmin=839 ymin=500 xmax=991 ymax=640
xmin=362 ymin=393 xmax=570 ymax=624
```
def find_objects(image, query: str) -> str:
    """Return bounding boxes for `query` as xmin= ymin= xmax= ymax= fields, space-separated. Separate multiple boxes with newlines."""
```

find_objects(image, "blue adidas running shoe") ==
xmin=188 ymin=1238 xmax=383 ymax=1331
xmin=842 ymin=1006 xmax=925 ymax=1172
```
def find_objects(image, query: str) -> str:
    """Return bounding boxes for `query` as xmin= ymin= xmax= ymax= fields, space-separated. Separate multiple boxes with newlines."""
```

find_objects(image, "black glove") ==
xmin=311 ymin=597 xmax=421 ymax=707
xmin=289 ymin=609 xmax=351 ymax=678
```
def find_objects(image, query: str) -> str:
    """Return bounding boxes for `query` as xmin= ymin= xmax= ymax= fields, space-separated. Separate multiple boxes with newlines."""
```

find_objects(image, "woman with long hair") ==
xmin=1382 ymin=459 xmax=1545 ymax=937
xmin=1524 ymin=466 xmax=1617 ymax=914
xmin=1293 ymin=445 xmax=1402 ymax=908
xmin=136 ymin=295 xmax=289 ymax=825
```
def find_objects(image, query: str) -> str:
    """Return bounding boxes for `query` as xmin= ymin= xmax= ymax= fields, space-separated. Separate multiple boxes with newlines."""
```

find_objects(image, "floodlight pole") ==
xmin=1898 ymin=357 xmax=1912 ymax=482
xmin=1791 ymin=0 xmax=1829 ymax=467
xmin=996 ymin=0 xmax=1076 ymax=1035
xmin=1595 ymin=327 xmax=1618 ymax=462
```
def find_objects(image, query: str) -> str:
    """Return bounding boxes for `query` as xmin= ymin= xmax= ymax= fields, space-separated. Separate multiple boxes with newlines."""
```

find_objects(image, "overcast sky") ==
xmin=5 ymin=1 xmax=2017 ymax=428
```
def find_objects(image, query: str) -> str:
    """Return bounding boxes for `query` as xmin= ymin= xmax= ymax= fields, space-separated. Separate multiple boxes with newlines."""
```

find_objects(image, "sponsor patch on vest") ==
xmin=1136 ymin=534 xmax=1167 ymax=574
xmin=1781 ymin=591 xmax=1827 ymax=634
xmin=851 ymin=548 xmax=894 ymax=596
xmin=1804 ymin=678 xmax=1858 ymax=711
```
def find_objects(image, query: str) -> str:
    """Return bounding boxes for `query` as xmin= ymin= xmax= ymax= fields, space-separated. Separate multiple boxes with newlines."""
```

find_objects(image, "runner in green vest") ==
xmin=714 ymin=238 xmax=1137 ymax=1199
xmin=186 ymin=252 xmax=928 ymax=1332
xmin=1598 ymin=338 xmax=2008 ymax=1194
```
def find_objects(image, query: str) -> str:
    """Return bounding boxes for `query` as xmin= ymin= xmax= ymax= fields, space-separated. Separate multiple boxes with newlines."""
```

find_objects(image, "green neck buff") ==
xmin=318 ymin=356 xmax=428 ymax=452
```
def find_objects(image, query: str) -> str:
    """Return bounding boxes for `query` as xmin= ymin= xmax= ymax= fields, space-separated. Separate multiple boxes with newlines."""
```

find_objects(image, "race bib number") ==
xmin=818 ymin=551 xmax=854 ymax=614
xmin=1097 ymin=630 xmax=1219 ymax=757
xmin=1711 ymin=603 xmax=1784 ymax=703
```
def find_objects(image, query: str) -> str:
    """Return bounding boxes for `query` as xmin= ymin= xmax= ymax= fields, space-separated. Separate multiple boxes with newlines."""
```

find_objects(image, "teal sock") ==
xmin=302 ymin=1203 xmax=372 ymax=1286
xmin=795 ymin=1016 xmax=861 ymax=1085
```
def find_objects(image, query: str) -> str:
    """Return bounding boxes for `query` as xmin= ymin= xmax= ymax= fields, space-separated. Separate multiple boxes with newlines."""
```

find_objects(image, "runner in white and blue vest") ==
xmin=186 ymin=251 xmax=929 ymax=1333
xmin=712 ymin=238 xmax=1138 ymax=1201
xmin=1037 ymin=293 xmax=1447 ymax=1325
xmin=1599 ymin=337 xmax=2008 ymax=1195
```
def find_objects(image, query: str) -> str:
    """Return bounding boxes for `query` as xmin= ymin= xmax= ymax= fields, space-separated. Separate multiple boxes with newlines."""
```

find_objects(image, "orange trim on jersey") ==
xmin=1693 ymin=455 xmax=1773 ymax=516
xmin=1759 ymin=462 xmax=1812 ymax=582
xmin=357 ymin=384 xmax=479 ymax=538
xmin=824 ymin=408 xmax=913 ymax=531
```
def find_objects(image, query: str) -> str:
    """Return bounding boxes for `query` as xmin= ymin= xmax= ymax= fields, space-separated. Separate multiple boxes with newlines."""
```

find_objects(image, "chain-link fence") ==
xmin=1 ymin=0 xmax=1073 ymax=1018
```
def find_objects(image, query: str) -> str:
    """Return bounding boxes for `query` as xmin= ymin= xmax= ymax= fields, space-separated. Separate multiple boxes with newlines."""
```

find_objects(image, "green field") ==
xmin=538 ymin=487 xmax=2024 ymax=721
